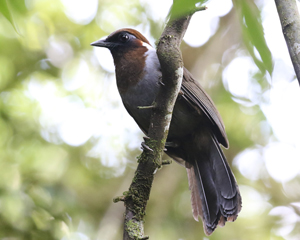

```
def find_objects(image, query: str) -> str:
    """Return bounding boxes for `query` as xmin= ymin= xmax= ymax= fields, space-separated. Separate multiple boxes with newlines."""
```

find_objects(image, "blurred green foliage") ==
xmin=233 ymin=0 xmax=273 ymax=76
xmin=0 ymin=0 xmax=299 ymax=240
xmin=169 ymin=0 xmax=209 ymax=19
xmin=0 ymin=0 xmax=20 ymax=33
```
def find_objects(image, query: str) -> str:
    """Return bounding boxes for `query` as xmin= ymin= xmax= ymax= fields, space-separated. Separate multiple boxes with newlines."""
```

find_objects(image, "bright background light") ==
xmin=184 ymin=0 xmax=233 ymax=47
xmin=5 ymin=0 xmax=300 ymax=239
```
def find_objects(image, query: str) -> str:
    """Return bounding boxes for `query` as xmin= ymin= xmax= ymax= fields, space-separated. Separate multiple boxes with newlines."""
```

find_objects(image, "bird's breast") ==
xmin=116 ymin=47 xmax=200 ymax=138
xmin=117 ymin=47 xmax=161 ymax=132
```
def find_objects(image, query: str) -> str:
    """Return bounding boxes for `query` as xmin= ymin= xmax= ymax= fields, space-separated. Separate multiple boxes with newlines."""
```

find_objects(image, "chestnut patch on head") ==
xmin=107 ymin=28 xmax=151 ymax=46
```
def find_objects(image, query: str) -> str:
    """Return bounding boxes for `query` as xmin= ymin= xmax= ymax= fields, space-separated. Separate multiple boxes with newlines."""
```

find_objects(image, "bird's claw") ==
xmin=143 ymin=136 xmax=150 ymax=140
xmin=141 ymin=142 xmax=153 ymax=152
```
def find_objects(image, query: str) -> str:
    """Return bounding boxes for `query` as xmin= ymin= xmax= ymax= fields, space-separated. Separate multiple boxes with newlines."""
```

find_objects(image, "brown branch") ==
xmin=275 ymin=0 xmax=300 ymax=85
xmin=122 ymin=4 xmax=206 ymax=240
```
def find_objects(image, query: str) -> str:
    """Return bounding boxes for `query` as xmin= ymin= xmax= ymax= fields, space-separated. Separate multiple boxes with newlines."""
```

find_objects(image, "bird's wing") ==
xmin=181 ymin=67 xmax=229 ymax=148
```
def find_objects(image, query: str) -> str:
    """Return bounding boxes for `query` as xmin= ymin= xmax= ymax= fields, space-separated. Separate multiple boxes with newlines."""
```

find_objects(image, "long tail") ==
xmin=185 ymin=135 xmax=242 ymax=235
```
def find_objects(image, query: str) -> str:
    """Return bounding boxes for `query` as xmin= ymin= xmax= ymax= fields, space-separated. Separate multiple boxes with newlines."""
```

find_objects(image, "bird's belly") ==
xmin=120 ymin=78 xmax=159 ymax=133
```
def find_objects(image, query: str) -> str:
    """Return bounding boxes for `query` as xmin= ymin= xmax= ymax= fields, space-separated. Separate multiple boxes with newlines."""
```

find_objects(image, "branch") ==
xmin=275 ymin=0 xmax=300 ymax=85
xmin=121 ymin=4 xmax=206 ymax=240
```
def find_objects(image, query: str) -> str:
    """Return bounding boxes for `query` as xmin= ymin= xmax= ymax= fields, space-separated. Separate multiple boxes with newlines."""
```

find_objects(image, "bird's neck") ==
xmin=113 ymin=47 xmax=148 ymax=94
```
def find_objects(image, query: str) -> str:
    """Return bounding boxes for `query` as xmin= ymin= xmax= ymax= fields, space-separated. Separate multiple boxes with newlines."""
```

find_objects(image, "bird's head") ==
xmin=91 ymin=28 xmax=158 ymax=93
xmin=91 ymin=28 xmax=152 ymax=61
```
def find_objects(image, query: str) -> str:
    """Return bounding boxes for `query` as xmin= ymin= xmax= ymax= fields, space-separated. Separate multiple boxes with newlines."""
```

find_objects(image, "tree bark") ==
xmin=275 ymin=0 xmax=300 ymax=85
xmin=119 ymin=3 xmax=206 ymax=240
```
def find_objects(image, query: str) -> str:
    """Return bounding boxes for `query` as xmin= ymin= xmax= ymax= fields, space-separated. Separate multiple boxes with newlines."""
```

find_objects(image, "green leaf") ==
xmin=169 ymin=0 xmax=209 ymax=19
xmin=8 ymin=0 xmax=27 ymax=14
xmin=233 ymin=0 xmax=273 ymax=75
xmin=0 ymin=0 xmax=19 ymax=33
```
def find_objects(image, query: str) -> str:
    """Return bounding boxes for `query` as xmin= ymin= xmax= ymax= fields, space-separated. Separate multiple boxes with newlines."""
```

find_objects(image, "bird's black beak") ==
xmin=90 ymin=39 xmax=112 ymax=49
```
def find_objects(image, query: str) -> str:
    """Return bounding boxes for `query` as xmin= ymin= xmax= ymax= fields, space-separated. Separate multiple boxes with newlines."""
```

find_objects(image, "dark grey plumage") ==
xmin=91 ymin=28 xmax=242 ymax=235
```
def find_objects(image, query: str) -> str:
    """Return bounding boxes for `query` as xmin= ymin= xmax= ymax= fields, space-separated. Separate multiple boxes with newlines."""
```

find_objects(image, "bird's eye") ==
xmin=119 ymin=34 xmax=129 ymax=43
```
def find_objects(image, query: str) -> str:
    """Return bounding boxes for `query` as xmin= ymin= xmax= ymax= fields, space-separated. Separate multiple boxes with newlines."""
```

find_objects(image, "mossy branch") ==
xmin=121 ymin=2 xmax=206 ymax=240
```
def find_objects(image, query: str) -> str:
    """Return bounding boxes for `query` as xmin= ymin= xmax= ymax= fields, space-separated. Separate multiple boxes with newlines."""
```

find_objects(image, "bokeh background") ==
xmin=0 ymin=0 xmax=300 ymax=239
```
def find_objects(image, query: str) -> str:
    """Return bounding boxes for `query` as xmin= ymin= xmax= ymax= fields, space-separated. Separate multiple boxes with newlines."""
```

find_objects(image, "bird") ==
xmin=91 ymin=28 xmax=242 ymax=235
